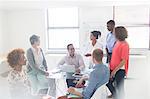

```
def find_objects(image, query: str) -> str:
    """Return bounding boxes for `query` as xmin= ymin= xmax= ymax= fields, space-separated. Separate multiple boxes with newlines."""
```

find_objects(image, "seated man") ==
xmin=68 ymin=49 xmax=109 ymax=99
xmin=58 ymin=44 xmax=85 ymax=88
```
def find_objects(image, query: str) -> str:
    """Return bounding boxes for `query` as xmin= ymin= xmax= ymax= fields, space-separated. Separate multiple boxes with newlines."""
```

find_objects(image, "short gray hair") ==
xmin=29 ymin=35 xmax=40 ymax=45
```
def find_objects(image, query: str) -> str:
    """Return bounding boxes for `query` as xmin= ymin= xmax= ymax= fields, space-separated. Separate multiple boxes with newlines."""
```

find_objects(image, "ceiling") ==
xmin=0 ymin=0 xmax=150 ymax=10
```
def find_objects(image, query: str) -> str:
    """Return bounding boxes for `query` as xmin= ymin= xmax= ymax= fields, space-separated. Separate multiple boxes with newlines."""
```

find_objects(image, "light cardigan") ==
xmin=26 ymin=48 xmax=47 ymax=75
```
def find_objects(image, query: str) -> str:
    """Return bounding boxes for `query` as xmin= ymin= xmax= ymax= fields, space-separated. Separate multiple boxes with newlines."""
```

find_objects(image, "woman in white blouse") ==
xmin=82 ymin=31 xmax=103 ymax=69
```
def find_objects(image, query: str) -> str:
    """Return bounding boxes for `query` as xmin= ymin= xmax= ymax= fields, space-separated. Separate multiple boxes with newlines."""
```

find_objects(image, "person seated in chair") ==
xmin=68 ymin=49 xmax=109 ymax=99
xmin=26 ymin=35 xmax=50 ymax=95
xmin=7 ymin=48 xmax=40 ymax=99
xmin=58 ymin=44 xmax=85 ymax=88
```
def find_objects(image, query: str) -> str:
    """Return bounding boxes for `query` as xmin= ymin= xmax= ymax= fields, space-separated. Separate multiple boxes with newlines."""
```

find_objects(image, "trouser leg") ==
xmin=27 ymin=74 xmax=39 ymax=94
xmin=106 ymin=77 xmax=116 ymax=96
xmin=66 ymin=79 xmax=76 ymax=88
xmin=115 ymin=69 xmax=125 ymax=99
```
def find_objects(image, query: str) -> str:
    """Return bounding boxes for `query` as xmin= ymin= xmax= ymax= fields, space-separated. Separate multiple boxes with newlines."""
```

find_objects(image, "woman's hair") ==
xmin=29 ymin=35 xmax=40 ymax=45
xmin=92 ymin=49 xmax=103 ymax=62
xmin=91 ymin=31 xmax=101 ymax=39
xmin=115 ymin=26 xmax=128 ymax=41
xmin=7 ymin=48 xmax=25 ymax=68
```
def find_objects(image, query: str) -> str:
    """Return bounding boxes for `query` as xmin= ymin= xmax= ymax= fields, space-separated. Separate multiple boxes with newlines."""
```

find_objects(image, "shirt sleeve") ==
xmin=57 ymin=57 xmax=65 ymax=67
xmin=82 ymin=70 xmax=101 ymax=99
xmin=78 ymin=55 xmax=85 ymax=70
xmin=121 ymin=43 xmax=129 ymax=60
xmin=110 ymin=35 xmax=116 ymax=49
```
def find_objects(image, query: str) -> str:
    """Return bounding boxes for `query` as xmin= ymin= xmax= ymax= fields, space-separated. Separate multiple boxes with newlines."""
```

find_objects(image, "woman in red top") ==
xmin=106 ymin=26 xmax=129 ymax=99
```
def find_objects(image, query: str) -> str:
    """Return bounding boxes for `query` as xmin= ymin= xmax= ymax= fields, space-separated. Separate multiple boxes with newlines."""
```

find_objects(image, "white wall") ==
xmin=0 ymin=10 xmax=5 ymax=56
xmin=0 ymin=9 xmax=60 ymax=69
xmin=0 ymin=11 xmax=3 ymax=55
xmin=79 ymin=6 xmax=113 ymax=50
xmin=0 ymin=7 xmax=115 ymax=69
xmin=0 ymin=9 xmax=47 ymax=55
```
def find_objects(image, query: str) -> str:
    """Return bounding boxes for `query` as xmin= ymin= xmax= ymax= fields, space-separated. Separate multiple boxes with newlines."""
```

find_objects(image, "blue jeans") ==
xmin=66 ymin=79 xmax=76 ymax=88
xmin=106 ymin=69 xmax=125 ymax=98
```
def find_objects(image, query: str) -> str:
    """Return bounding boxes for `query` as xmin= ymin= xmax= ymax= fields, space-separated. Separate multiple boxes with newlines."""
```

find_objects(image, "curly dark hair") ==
xmin=115 ymin=26 xmax=128 ymax=41
xmin=7 ymin=48 xmax=25 ymax=68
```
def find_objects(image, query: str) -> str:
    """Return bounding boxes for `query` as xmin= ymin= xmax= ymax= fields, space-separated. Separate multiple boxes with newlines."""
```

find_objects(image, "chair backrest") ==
xmin=91 ymin=84 xmax=107 ymax=99
xmin=0 ymin=60 xmax=11 ymax=78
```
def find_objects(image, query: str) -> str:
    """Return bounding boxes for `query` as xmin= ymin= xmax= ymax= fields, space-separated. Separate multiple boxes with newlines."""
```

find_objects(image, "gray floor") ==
xmin=124 ymin=55 xmax=150 ymax=99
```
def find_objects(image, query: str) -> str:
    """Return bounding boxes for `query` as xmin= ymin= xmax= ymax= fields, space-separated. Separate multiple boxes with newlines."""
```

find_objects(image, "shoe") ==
xmin=107 ymin=94 xmax=113 ymax=98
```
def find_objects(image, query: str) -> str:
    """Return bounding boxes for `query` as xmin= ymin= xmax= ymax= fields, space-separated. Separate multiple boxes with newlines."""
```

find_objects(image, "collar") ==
xmin=31 ymin=47 xmax=41 ymax=52
xmin=93 ymin=63 xmax=103 ymax=69
xmin=67 ymin=53 xmax=77 ymax=58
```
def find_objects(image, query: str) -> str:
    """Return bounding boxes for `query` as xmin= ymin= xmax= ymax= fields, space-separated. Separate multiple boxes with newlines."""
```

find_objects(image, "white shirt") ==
xmin=82 ymin=41 xmax=103 ymax=68
xmin=58 ymin=53 xmax=85 ymax=70
xmin=7 ymin=69 xmax=30 ymax=99
xmin=31 ymin=47 xmax=44 ymax=68
xmin=106 ymin=32 xmax=116 ymax=53
xmin=58 ymin=53 xmax=85 ymax=79
xmin=83 ymin=41 xmax=103 ymax=55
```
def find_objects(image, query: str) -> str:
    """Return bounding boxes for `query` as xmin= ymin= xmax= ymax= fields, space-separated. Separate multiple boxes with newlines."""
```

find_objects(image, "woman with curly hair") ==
xmin=7 ymin=48 xmax=39 ymax=99
xmin=106 ymin=26 xmax=129 ymax=99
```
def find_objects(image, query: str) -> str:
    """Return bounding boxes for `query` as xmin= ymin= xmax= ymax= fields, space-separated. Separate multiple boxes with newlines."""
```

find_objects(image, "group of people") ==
xmin=7 ymin=35 xmax=51 ymax=99
xmin=5 ymin=20 xmax=129 ymax=99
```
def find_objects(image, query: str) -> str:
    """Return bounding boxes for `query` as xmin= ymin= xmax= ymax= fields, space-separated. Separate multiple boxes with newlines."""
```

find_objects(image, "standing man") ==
xmin=106 ymin=20 xmax=116 ymax=63
xmin=58 ymin=44 xmax=85 ymax=88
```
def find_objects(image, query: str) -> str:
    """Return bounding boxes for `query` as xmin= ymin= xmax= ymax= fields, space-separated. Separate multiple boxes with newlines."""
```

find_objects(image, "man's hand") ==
xmin=45 ymin=72 xmax=49 ymax=76
xmin=68 ymin=87 xmax=75 ymax=94
xmin=76 ymin=78 xmax=84 ymax=87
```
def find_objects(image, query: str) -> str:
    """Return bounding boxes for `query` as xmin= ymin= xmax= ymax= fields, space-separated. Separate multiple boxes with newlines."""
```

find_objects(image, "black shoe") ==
xmin=107 ymin=94 xmax=113 ymax=98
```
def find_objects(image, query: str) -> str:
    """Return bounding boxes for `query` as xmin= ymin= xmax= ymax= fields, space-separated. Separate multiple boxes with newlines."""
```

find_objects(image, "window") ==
xmin=47 ymin=7 xmax=79 ymax=52
xmin=126 ymin=27 xmax=149 ymax=49
xmin=115 ymin=6 xmax=150 ymax=49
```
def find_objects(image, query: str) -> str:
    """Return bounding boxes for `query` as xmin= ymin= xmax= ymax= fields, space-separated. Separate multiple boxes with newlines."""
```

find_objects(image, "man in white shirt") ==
xmin=106 ymin=20 xmax=116 ymax=63
xmin=58 ymin=44 xmax=85 ymax=88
